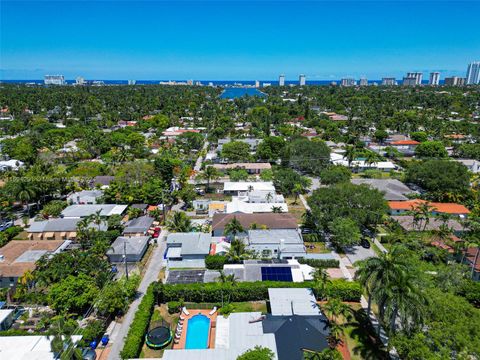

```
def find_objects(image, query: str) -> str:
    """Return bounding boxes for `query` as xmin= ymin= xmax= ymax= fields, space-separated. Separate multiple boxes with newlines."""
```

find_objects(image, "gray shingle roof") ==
xmin=28 ymin=218 xmax=108 ymax=232
xmin=351 ymin=178 xmax=415 ymax=201
xmin=61 ymin=204 xmax=127 ymax=217
xmin=123 ymin=216 xmax=154 ymax=233
xmin=107 ymin=236 xmax=150 ymax=256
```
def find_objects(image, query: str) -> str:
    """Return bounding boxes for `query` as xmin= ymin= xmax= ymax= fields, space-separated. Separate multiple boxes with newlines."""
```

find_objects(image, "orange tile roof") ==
xmin=388 ymin=199 xmax=470 ymax=214
xmin=390 ymin=140 xmax=420 ymax=145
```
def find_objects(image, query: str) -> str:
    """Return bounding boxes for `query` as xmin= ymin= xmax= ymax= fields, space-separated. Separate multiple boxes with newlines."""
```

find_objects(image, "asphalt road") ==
xmin=107 ymin=229 xmax=168 ymax=360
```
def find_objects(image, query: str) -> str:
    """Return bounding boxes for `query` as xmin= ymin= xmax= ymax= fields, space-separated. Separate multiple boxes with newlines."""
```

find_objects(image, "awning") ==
xmin=67 ymin=232 xmax=77 ymax=238
xmin=60 ymin=232 xmax=67 ymax=237
xmin=44 ymin=232 xmax=54 ymax=238
xmin=28 ymin=233 xmax=33 ymax=239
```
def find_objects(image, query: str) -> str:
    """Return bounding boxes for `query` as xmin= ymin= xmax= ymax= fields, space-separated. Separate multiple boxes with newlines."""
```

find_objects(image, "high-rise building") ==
xmin=402 ymin=77 xmax=417 ymax=86
xmin=341 ymin=78 xmax=356 ymax=87
xmin=128 ymin=80 xmax=136 ymax=85
xmin=359 ymin=78 xmax=368 ymax=86
xmin=381 ymin=77 xmax=396 ymax=86
xmin=279 ymin=74 xmax=285 ymax=86
xmin=44 ymin=75 xmax=65 ymax=85
xmin=75 ymin=76 xmax=85 ymax=85
xmin=466 ymin=62 xmax=480 ymax=85
xmin=444 ymin=76 xmax=466 ymax=86
xmin=405 ymin=72 xmax=423 ymax=85
xmin=429 ymin=72 xmax=440 ymax=86
xmin=255 ymin=80 xmax=260 ymax=88
xmin=187 ymin=79 xmax=193 ymax=86
xmin=299 ymin=74 xmax=306 ymax=86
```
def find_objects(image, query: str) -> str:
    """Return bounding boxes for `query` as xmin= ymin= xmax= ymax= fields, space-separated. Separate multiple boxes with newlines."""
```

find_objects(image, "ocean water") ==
xmin=219 ymin=87 xmax=267 ymax=99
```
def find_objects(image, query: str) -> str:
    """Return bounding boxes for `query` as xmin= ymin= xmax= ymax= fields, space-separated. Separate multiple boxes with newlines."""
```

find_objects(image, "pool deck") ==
xmin=172 ymin=309 xmax=217 ymax=350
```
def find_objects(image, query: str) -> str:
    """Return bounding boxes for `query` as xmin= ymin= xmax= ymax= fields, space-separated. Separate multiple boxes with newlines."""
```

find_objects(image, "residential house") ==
xmin=223 ymin=259 xmax=314 ymax=282
xmin=330 ymin=153 xmax=396 ymax=172
xmin=388 ymin=199 xmax=470 ymax=218
xmin=223 ymin=182 xmax=276 ymax=196
xmin=455 ymin=159 xmax=480 ymax=173
xmin=245 ymin=229 xmax=306 ymax=259
xmin=351 ymin=179 xmax=415 ymax=201
xmin=0 ymin=160 xmax=24 ymax=172
xmin=27 ymin=218 xmax=108 ymax=241
xmin=0 ymin=240 xmax=69 ymax=288
xmin=0 ymin=335 xmax=83 ymax=360
xmin=463 ymin=247 xmax=480 ymax=281
xmin=217 ymin=138 xmax=262 ymax=153
xmin=212 ymin=213 xmax=298 ymax=237
xmin=166 ymin=233 xmax=212 ymax=268
xmin=67 ymin=190 xmax=103 ymax=204
xmin=389 ymin=140 xmax=420 ymax=156
xmin=106 ymin=236 xmax=150 ymax=263
xmin=212 ymin=163 xmax=271 ymax=175
xmin=391 ymin=215 xmax=465 ymax=233
xmin=61 ymin=204 xmax=128 ymax=218
xmin=122 ymin=216 xmax=155 ymax=236
xmin=0 ymin=309 xmax=14 ymax=331
xmin=162 ymin=127 xmax=200 ymax=139
xmin=91 ymin=175 xmax=115 ymax=188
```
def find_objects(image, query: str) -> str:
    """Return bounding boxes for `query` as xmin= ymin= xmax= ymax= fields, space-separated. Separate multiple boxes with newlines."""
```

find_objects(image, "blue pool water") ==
xmin=185 ymin=314 xmax=210 ymax=349
xmin=219 ymin=87 xmax=267 ymax=99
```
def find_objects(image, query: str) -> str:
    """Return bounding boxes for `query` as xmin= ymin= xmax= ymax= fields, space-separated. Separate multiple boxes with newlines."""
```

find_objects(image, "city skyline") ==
xmin=1 ymin=1 xmax=480 ymax=80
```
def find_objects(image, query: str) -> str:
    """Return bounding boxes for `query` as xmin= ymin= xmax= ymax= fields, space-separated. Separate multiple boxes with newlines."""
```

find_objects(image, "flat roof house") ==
xmin=122 ymin=215 xmax=155 ymax=236
xmin=106 ymin=236 xmax=150 ymax=263
xmin=67 ymin=190 xmax=103 ymax=204
xmin=388 ymin=199 xmax=470 ymax=218
xmin=212 ymin=163 xmax=272 ymax=174
xmin=0 ymin=335 xmax=82 ymax=360
xmin=27 ymin=218 xmax=108 ymax=241
xmin=223 ymin=181 xmax=276 ymax=196
xmin=246 ymin=229 xmax=306 ymax=259
xmin=217 ymin=138 xmax=262 ymax=152
xmin=166 ymin=233 xmax=212 ymax=268
xmin=351 ymin=178 xmax=415 ymax=201
xmin=212 ymin=213 xmax=298 ymax=237
xmin=0 ymin=240 xmax=69 ymax=288
xmin=61 ymin=204 xmax=128 ymax=218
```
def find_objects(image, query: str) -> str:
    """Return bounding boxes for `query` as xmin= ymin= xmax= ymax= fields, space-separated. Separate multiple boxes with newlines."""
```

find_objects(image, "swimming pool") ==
xmin=185 ymin=314 xmax=210 ymax=349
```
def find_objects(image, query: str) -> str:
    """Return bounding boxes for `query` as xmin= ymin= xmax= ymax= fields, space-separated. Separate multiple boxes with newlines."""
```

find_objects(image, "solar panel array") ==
xmin=261 ymin=267 xmax=293 ymax=282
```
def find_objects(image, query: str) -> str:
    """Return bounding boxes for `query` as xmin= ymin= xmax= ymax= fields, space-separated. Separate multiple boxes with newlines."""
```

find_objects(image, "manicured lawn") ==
xmin=140 ymin=306 xmax=178 ymax=358
xmin=305 ymin=241 xmax=330 ymax=254
xmin=285 ymin=196 xmax=306 ymax=222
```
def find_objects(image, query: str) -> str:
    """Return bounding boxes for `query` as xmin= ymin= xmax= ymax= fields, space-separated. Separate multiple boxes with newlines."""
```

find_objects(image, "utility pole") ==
xmin=124 ymin=240 xmax=129 ymax=280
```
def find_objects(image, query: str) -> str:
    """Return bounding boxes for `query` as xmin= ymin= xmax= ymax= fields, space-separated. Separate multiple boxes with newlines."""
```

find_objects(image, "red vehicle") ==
xmin=152 ymin=227 xmax=161 ymax=238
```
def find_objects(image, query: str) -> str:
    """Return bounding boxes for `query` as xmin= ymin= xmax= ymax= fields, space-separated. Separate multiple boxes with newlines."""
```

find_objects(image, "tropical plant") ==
xmin=224 ymin=216 xmax=244 ymax=240
xmin=166 ymin=211 xmax=192 ymax=232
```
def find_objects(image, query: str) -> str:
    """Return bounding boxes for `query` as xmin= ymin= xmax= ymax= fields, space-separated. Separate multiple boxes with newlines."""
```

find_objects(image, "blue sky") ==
xmin=1 ymin=1 xmax=479 ymax=80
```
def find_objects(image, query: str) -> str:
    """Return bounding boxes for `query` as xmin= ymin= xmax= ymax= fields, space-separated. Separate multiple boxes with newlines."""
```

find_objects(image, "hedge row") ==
xmin=120 ymin=284 xmax=156 ymax=359
xmin=298 ymin=258 xmax=340 ymax=268
xmin=155 ymin=279 xmax=361 ymax=303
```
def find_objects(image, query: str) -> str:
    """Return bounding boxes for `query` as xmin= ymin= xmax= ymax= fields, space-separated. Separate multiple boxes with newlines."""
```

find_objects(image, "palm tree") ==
xmin=355 ymin=246 xmax=409 ymax=317
xmin=88 ymin=209 xmax=104 ymax=230
xmin=200 ymin=166 xmax=220 ymax=192
xmin=292 ymin=183 xmax=305 ymax=204
xmin=216 ymin=270 xmax=237 ymax=285
xmin=271 ymin=206 xmax=283 ymax=213
xmin=225 ymin=239 xmax=251 ymax=263
xmin=311 ymin=268 xmax=331 ymax=300
xmin=323 ymin=297 xmax=351 ymax=324
xmin=12 ymin=179 xmax=36 ymax=215
xmin=224 ymin=216 xmax=244 ymax=240
xmin=344 ymin=146 xmax=357 ymax=167
xmin=166 ymin=211 xmax=192 ymax=232
xmin=365 ymin=152 xmax=381 ymax=167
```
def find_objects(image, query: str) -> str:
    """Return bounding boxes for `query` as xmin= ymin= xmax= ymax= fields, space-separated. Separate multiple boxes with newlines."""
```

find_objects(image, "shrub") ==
xmin=298 ymin=258 xmax=340 ymax=268
xmin=205 ymin=255 xmax=227 ymax=270
xmin=167 ymin=301 xmax=182 ymax=314
xmin=237 ymin=346 xmax=275 ymax=360
xmin=80 ymin=320 xmax=105 ymax=347
xmin=120 ymin=284 xmax=156 ymax=359
xmin=154 ymin=279 xmax=361 ymax=303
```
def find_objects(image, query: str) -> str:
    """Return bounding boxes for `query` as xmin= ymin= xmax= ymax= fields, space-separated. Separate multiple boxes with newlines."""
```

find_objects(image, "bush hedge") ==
xmin=120 ymin=284 xmax=156 ymax=359
xmin=205 ymin=254 xmax=227 ymax=270
xmin=298 ymin=258 xmax=340 ymax=268
xmin=155 ymin=279 xmax=361 ymax=303
xmin=167 ymin=301 xmax=182 ymax=314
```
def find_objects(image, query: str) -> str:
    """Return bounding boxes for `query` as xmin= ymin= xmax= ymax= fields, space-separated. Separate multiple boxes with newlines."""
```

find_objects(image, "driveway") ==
xmin=107 ymin=229 xmax=168 ymax=360
xmin=344 ymin=245 xmax=376 ymax=264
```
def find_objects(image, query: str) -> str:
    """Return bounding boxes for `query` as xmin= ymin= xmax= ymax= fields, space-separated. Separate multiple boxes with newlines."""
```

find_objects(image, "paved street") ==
xmin=344 ymin=244 xmax=376 ymax=264
xmin=107 ymin=229 xmax=168 ymax=360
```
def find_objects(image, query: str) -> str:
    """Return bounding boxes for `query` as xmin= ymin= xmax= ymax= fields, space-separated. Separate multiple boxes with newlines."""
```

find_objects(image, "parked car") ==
xmin=0 ymin=219 xmax=14 ymax=231
xmin=360 ymin=238 xmax=371 ymax=249
xmin=81 ymin=348 xmax=97 ymax=360
xmin=152 ymin=227 xmax=161 ymax=238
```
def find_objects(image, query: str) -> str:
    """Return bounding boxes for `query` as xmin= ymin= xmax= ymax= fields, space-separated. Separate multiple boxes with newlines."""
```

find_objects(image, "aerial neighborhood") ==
xmin=0 ymin=76 xmax=479 ymax=360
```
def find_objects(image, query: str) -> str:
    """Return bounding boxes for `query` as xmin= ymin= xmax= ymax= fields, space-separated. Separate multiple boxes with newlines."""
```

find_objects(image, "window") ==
xmin=262 ymin=249 xmax=272 ymax=257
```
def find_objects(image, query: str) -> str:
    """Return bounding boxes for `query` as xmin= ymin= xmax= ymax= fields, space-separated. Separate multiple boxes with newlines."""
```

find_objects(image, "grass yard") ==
xmin=285 ymin=196 xmax=306 ymax=222
xmin=140 ymin=306 xmax=179 ymax=358
xmin=304 ymin=241 xmax=330 ymax=254
xmin=342 ymin=304 xmax=388 ymax=360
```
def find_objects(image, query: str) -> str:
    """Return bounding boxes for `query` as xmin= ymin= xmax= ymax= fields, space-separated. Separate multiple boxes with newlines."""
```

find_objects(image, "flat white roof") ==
xmin=268 ymin=288 xmax=321 ymax=316
xmin=224 ymin=182 xmax=275 ymax=192
xmin=0 ymin=335 xmax=82 ymax=360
